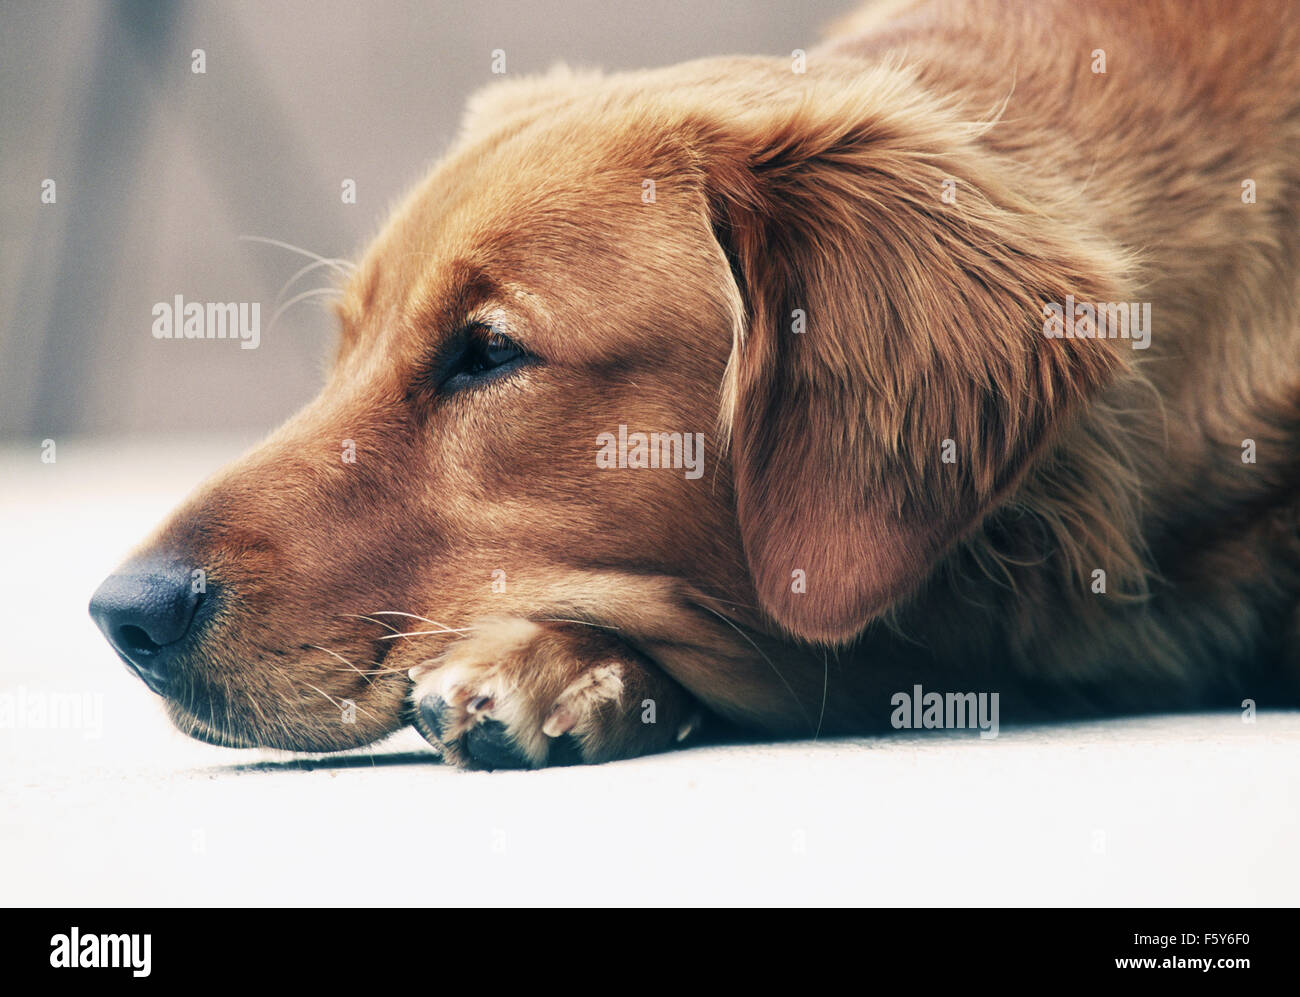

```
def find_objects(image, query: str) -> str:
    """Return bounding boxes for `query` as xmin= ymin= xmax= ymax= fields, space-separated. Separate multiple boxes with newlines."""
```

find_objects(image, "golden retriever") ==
xmin=89 ymin=0 xmax=1300 ymax=767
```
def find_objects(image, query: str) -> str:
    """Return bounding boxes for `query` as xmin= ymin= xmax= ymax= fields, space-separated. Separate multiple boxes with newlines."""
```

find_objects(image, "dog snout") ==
xmin=88 ymin=558 xmax=207 ymax=695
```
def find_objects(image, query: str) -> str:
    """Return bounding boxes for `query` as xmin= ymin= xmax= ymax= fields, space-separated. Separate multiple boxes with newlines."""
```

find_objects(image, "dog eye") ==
xmin=442 ymin=325 xmax=528 ymax=392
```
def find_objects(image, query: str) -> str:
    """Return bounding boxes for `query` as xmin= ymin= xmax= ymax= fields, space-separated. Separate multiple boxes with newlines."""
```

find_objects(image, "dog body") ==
xmin=89 ymin=0 xmax=1300 ymax=766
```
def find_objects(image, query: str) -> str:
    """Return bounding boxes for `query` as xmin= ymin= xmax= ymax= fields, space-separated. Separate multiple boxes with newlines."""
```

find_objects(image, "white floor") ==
xmin=3 ymin=437 xmax=1297 ymax=906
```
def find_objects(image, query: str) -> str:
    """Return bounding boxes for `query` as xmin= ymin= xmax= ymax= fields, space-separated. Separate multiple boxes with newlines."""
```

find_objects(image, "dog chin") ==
xmin=166 ymin=703 xmax=263 ymax=749
xmin=164 ymin=700 xmax=394 ymax=753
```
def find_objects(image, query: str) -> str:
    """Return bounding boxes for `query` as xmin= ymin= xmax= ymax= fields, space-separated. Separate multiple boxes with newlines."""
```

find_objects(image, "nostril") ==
xmin=115 ymin=623 xmax=163 ymax=657
xmin=88 ymin=559 xmax=212 ymax=697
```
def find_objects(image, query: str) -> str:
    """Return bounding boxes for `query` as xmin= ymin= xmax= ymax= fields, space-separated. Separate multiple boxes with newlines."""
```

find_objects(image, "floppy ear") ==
xmin=700 ymin=80 xmax=1131 ymax=643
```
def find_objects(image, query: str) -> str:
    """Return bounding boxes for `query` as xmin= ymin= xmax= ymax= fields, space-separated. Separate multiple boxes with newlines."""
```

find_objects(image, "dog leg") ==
xmin=408 ymin=617 xmax=702 ymax=769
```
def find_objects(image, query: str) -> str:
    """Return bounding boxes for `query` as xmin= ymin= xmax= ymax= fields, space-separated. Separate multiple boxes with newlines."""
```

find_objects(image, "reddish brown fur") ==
xmin=105 ymin=0 xmax=1300 ymax=763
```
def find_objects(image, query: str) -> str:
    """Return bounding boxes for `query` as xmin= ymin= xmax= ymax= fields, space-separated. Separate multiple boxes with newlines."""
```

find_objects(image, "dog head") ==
xmin=89 ymin=60 xmax=1123 ymax=749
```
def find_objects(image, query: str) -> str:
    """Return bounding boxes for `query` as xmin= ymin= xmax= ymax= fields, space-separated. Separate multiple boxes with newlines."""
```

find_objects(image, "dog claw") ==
xmin=676 ymin=713 xmax=701 ymax=742
xmin=417 ymin=694 xmax=455 ymax=745
xmin=542 ymin=703 xmax=577 ymax=737
xmin=408 ymin=661 xmax=437 ymax=681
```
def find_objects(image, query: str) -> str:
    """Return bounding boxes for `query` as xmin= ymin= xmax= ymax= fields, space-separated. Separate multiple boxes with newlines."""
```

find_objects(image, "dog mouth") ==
xmin=164 ymin=681 xmax=410 ymax=752
xmin=158 ymin=637 xmax=413 ymax=752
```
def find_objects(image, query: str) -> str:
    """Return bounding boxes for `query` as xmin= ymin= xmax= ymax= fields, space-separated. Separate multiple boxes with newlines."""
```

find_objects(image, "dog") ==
xmin=88 ymin=0 xmax=1300 ymax=768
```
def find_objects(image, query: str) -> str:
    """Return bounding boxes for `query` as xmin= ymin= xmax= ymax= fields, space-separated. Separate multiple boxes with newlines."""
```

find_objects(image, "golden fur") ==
xmin=102 ymin=0 xmax=1300 ymax=765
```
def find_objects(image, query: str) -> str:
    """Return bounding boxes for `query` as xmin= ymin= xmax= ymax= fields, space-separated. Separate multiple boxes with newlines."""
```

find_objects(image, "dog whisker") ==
xmin=308 ymin=643 xmax=375 ymax=686
xmin=816 ymin=647 xmax=829 ymax=742
xmin=343 ymin=613 xmax=404 ymax=635
xmin=302 ymin=681 xmax=380 ymax=724
xmin=266 ymin=660 xmax=319 ymax=735
xmin=276 ymin=257 xmax=349 ymax=306
xmin=243 ymin=684 xmax=274 ymax=739
xmin=366 ymin=610 xmax=465 ymax=628
xmin=686 ymin=589 xmax=762 ymax=615
xmin=267 ymin=286 xmax=342 ymax=334
xmin=377 ymin=628 xmax=475 ymax=640
xmin=238 ymin=234 xmax=355 ymax=275
xmin=535 ymin=617 xmax=621 ymax=631
xmin=696 ymin=602 xmax=815 ymax=731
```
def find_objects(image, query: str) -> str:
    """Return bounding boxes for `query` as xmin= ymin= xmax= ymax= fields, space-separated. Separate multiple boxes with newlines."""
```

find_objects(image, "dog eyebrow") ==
xmin=409 ymin=261 xmax=500 ymax=338
xmin=338 ymin=258 xmax=505 ymax=362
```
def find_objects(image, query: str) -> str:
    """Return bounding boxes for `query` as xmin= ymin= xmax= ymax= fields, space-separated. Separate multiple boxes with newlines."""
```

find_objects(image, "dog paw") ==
xmin=408 ymin=618 xmax=700 ymax=769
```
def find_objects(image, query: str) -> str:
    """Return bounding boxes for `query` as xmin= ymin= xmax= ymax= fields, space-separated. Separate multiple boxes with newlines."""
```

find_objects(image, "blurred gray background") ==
xmin=0 ymin=0 xmax=846 ymax=440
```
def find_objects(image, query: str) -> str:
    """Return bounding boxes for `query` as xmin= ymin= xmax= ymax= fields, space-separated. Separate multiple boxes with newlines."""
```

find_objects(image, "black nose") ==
xmin=88 ymin=560 xmax=205 ymax=695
